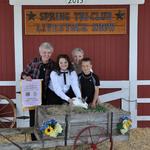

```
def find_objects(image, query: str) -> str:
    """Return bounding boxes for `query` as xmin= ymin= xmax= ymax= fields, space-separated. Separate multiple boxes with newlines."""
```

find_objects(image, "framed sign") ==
xmin=25 ymin=8 xmax=127 ymax=35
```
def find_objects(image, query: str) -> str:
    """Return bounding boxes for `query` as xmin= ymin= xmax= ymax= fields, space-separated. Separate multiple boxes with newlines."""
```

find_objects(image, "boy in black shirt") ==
xmin=78 ymin=57 xmax=100 ymax=108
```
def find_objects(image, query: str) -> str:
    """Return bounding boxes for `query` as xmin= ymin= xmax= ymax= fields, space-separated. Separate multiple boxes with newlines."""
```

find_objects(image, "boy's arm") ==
xmin=91 ymin=86 xmax=99 ymax=108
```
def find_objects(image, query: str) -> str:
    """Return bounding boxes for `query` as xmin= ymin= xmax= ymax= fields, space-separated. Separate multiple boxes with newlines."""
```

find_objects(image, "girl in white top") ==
xmin=48 ymin=54 xmax=81 ymax=104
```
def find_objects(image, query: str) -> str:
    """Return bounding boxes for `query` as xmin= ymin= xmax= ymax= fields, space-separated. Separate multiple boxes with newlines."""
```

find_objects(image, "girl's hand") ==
xmin=68 ymin=98 xmax=74 ymax=105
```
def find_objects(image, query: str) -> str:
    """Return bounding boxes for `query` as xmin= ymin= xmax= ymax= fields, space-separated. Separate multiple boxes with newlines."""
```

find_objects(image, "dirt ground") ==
xmin=0 ymin=128 xmax=150 ymax=150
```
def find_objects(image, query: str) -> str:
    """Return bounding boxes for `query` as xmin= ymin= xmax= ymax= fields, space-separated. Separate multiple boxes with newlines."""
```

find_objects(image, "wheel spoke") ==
xmin=0 ymin=121 xmax=10 ymax=128
xmin=0 ymin=95 xmax=16 ymax=128
xmin=0 ymin=104 xmax=9 ymax=112
xmin=0 ymin=117 xmax=13 ymax=122
xmin=0 ymin=111 xmax=14 ymax=116
xmin=88 ymin=127 xmax=94 ymax=144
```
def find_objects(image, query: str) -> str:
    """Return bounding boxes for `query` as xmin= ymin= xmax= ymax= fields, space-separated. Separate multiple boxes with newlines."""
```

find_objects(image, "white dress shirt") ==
xmin=48 ymin=70 xmax=81 ymax=101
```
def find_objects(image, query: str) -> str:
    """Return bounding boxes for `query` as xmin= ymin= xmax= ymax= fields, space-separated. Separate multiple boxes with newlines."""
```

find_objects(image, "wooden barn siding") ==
xmin=138 ymin=121 xmax=150 ymax=128
xmin=138 ymin=0 xmax=150 ymax=127
xmin=138 ymin=0 xmax=150 ymax=80
xmin=0 ymin=0 xmax=15 ymax=98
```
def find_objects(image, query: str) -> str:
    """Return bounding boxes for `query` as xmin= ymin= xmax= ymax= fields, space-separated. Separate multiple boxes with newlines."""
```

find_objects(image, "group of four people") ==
xmin=21 ymin=42 xmax=100 ymax=140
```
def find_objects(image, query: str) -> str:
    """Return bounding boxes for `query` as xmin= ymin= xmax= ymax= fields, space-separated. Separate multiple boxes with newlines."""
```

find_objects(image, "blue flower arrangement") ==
xmin=117 ymin=115 xmax=132 ymax=135
xmin=39 ymin=119 xmax=63 ymax=138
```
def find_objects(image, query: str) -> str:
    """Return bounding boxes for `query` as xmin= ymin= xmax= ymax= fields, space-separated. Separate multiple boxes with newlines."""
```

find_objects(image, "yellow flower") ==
xmin=49 ymin=131 xmax=58 ymax=137
xmin=44 ymin=126 xmax=54 ymax=136
xmin=123 ymin=119 xmax=132 ymax=130
xmin=122 ymin=120 xmax=128 ymax=129
xmin=54 ymin=123 xmax=63 ymax=134
xmin=120 ymin=128 xmax=128 ymax=134
xmin=127 ymin=120 xmax=132 ymax=126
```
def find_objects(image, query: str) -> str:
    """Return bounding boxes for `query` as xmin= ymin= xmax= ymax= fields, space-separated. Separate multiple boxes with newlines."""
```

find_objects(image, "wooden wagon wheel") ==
xmin=73 ymin=125 xmax=113 ymax=150
xmin=0 ymin=94 xmax=16 ymax=128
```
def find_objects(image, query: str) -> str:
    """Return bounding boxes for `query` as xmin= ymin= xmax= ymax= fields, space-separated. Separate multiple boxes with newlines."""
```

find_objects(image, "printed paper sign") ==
xmin=21 ymin=79 xmax=42 ymax=108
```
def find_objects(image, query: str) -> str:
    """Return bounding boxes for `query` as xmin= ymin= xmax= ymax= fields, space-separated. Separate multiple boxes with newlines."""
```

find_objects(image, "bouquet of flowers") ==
xmin=39 ymin=119 xmax=63 ymax=138
xmin=117 ymin=115 xmax=132 ymax=135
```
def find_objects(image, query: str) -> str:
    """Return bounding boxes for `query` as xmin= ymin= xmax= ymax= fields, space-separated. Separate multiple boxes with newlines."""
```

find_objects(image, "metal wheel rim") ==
xmin=0 ymin=94 xmax=16 ymax=128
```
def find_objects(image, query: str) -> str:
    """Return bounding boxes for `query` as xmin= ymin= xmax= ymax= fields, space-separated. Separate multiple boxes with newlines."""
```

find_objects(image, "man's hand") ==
xmin=23 ymin=75 xmax=32 ymax=81
xmin=91 ymin=101 xmax=97 ymax=108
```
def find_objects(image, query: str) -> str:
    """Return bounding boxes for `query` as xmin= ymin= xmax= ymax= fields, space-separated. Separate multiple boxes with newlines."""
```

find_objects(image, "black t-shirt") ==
xmin=78 ymin=72 xmax=100 ymax=104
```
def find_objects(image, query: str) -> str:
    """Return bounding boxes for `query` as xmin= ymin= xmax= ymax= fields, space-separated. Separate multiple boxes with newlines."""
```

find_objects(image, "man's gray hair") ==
xmin=39 ymin=42 xmax=54 ymax=52
xmin=72 ymin=48 xmax=84 ymax=55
